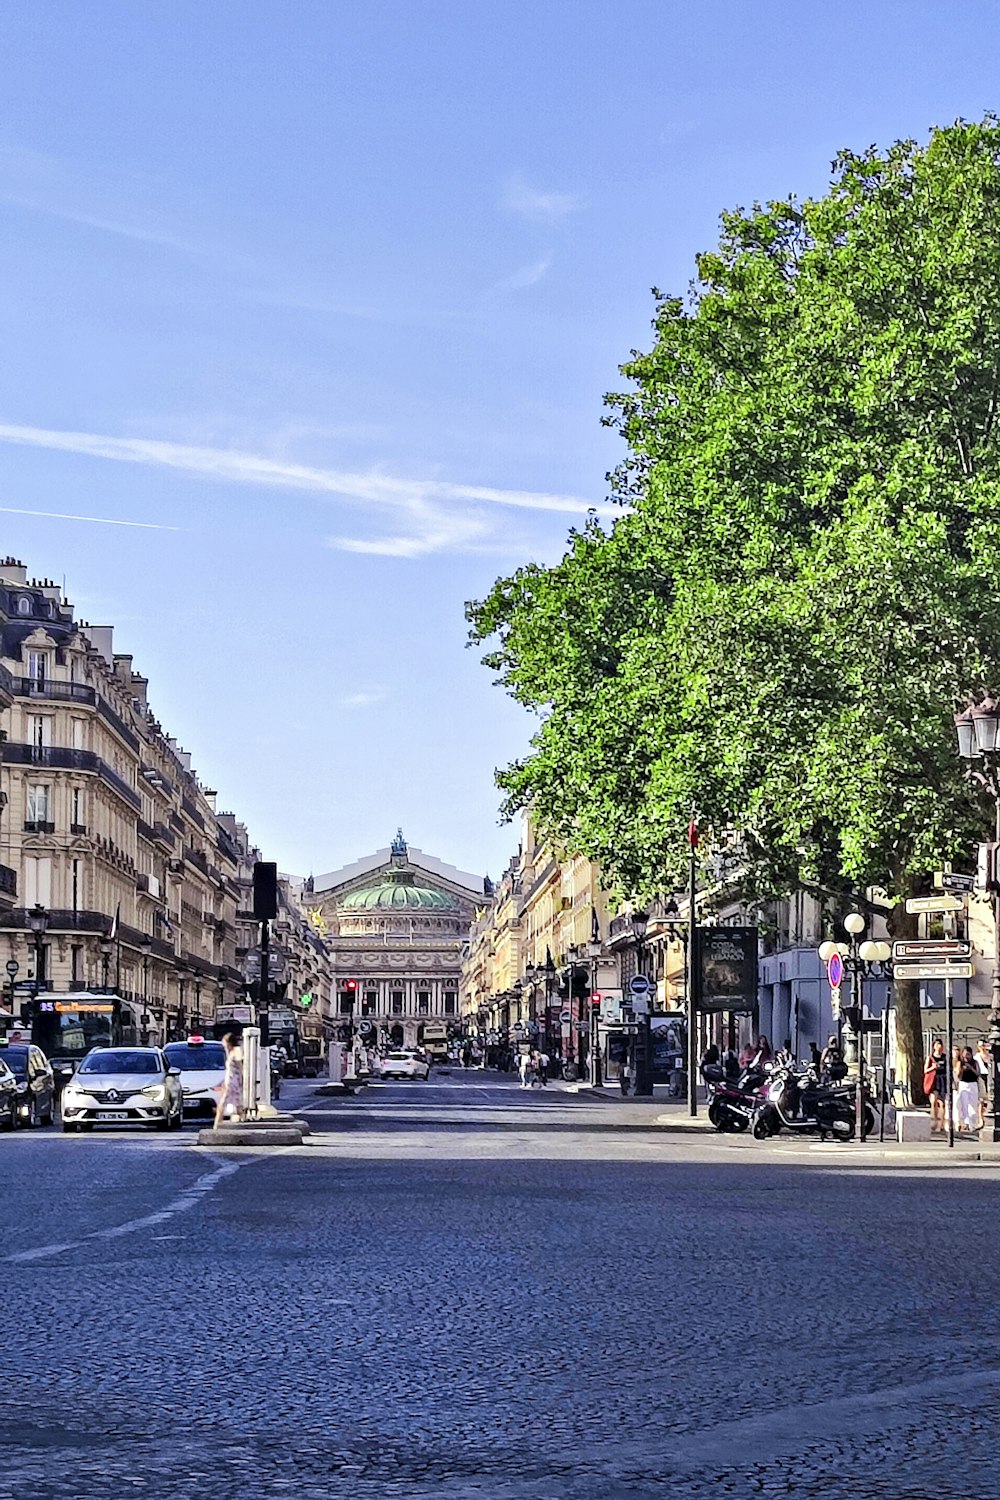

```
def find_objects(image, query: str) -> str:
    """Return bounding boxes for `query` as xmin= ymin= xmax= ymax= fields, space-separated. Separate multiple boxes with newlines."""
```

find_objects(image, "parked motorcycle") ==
xmin=705 ymin=1064 xmax=767 ymax=1132
xmin=751 ymin=1063 xmax=874 ymax=1142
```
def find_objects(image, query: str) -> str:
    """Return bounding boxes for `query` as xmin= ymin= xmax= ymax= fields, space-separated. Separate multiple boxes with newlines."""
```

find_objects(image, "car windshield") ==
xmin=79 ymin=1050 xmax=161 ymax=1075
xmin=164 ymin=1044 xmax=225 ymax=1070
xmin=0 ymin=1049 xmax=27 ymax=1078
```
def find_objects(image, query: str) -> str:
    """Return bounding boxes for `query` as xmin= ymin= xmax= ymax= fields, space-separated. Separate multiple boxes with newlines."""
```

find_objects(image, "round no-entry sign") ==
xmin=827 ymin=952 xmax=844 ymax=989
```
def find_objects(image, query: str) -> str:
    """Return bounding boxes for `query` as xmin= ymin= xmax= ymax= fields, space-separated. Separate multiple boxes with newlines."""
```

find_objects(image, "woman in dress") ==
xmin=213 ymin=1030 xmax=245 ymax=1129
xmin=925 ymin=1039 xmax=947 ymax=1133
xmin=976 ymin=1039 xmax=992 ymax=1130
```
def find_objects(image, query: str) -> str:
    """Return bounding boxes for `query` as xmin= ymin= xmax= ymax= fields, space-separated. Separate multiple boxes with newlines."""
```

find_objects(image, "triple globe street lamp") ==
xmin=953 ymin=693 xmax=1000 ymax=1141
xmin=818 ymin=914 xmax=892 ymax=1140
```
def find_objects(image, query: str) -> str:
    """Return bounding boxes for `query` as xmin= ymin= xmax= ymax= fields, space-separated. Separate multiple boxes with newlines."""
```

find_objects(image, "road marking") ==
xmin=4 ymin=1156 xmax=245 ymax=1263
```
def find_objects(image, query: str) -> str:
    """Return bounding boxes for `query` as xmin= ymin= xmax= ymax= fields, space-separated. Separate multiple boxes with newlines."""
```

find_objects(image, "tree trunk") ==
xmin=886 ymin=899 xmax=924 ymax=1104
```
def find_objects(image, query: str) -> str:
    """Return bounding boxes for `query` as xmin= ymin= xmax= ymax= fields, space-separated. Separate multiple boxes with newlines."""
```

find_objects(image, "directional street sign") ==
xmin=936 ymin=872 xmax=977 ymax=893
xmin=893 ymin=961 xmax=975 ymax=981
xmin=904 ymin=894 xmax=966 ymax=914
xmin=892 ymin=939 xmax=973 ymax=960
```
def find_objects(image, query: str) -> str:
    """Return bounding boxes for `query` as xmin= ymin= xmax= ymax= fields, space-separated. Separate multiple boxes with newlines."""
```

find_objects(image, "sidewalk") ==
xmin=556 ymin=1079 xmax=1000 ymax=1165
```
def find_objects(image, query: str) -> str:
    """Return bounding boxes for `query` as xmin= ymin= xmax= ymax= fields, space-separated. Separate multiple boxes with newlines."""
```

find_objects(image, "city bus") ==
xmin=1 ymin=992 xmax=121 ymax=1092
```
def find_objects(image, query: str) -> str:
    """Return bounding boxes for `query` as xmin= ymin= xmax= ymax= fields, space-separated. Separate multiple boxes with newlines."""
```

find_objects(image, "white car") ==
xmin=61 ymin=1047 xmax=184 ymax=1131
xmin=163 ymin=1037 xmax=227 ymax=1118
xmin=378 ymin=1050 xmax=430 ymax=1081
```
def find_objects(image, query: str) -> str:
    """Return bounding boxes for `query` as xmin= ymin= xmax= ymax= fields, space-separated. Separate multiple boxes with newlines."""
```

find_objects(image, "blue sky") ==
xmin=0 ymin=0 xmax=997 ymax=880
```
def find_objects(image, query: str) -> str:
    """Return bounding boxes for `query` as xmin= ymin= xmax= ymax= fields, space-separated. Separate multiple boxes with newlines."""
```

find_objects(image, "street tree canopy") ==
xmin=468 ymin=119 xmax=1000 ymax=1088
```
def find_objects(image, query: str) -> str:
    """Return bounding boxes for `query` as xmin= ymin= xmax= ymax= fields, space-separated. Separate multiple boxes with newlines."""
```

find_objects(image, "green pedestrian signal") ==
xmin=298 ymin=992 xmax=313 ymax=1009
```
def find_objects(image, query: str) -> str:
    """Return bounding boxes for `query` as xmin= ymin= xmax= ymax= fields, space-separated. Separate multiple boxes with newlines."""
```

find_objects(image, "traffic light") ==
xmin=344 ymin=978 xmax=357 ymax=997
xmin=298 ymin=992 xmax=313 ymax=1009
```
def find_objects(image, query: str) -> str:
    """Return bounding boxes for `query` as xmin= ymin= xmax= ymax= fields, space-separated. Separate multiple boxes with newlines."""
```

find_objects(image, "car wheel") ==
xmin=171 ymin=1102 xmax=184 ymax=1130
xmin=77 ymin=1122 xmax=93 ymax=1132
xmin=42 ymin=1100 xmax=54 ymax=1126
xmin=156 ymin=1110 xmax=171 ymax=1132
xmin=62 ymin=1121 xmax=78 ymax=1133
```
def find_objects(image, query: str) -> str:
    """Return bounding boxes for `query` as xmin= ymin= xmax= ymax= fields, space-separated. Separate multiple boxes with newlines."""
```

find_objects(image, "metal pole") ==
xmin=946 ymin=969 xmax=955 ymax=1149
xmin=590 ymin=951 xmax=603 ymax=1089
xmin=854 ymin=938 xmax=865 ymax=1143
xmin=259 ymin=918 xmax=270 ymax=1048
xmin=992 ymin=792 xmax=1000 ymax=1142
xmin=879 ymin=977 xmax=890 ymax=1143
xmin=686 ymin=839 xmax=698 ymax=1118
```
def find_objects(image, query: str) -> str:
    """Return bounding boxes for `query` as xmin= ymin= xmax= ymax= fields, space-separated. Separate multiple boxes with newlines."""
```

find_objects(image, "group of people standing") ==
xmin=925 ymin=1038 xmax=992 ymax=1134
xmin=517 ymin=1048 xmax=551 ymax=1088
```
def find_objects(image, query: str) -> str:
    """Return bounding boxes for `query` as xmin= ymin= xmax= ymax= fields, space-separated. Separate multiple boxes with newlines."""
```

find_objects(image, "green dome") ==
xmin=341 ymin=870 xmax=456 ymax=912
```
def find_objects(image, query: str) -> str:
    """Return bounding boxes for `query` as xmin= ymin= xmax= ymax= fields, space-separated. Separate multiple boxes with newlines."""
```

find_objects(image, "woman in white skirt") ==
xmin=955 ymin=1047 xmax=981 ymax=1134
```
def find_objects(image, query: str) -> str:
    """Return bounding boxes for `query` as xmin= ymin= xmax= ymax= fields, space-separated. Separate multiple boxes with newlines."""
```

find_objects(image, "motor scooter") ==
xmin=705 ymin=1064 xmax=767 ymax=1131
xmin=751 ymin=1063 xmax=874 ymax=1141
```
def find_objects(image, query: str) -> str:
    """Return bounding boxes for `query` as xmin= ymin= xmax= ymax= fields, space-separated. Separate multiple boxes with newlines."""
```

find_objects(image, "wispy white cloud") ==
xmin=0 ymin=421 xmax=596 ymax=558
xmin=339 ymin=689 xmax=388 ymax=708
xmin=501 ymin=175 xmax=583 ymax=224
xmin=3 ymin=194 xmax=204 ymax=256
xmin=0 ymin=502 xmax=178 ymax=532
xmin=492 ymin=254 xmax=554 ymax=293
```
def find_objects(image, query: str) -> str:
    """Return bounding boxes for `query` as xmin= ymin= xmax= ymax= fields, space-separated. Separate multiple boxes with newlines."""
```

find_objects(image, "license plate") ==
xmin=97 ymin=1111 xmax=129 ymax=1121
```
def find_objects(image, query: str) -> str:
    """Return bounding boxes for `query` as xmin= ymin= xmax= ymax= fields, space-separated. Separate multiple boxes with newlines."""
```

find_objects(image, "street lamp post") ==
xmin=28 ymin=904 xmax=48 ymax=1000
xmin=99 ymin=935 xmax=113 ymax=992
xmin=587 ymin=937 xmax=603 ymax=1088
xmin=817 ymin=920 xmax=891 ymax=1142
xmin=544 ymin=951 xmax=557 ymax=1061
xmin=140 ymin=936 xmax=152 ymax=1046
xmin=955 ymin=696 xmax=1000 ymax=1141
xmin=567 ymin=942 xmax=579 ymax=1072
xmin=630 ymin=910 xmax=652 ymax=1096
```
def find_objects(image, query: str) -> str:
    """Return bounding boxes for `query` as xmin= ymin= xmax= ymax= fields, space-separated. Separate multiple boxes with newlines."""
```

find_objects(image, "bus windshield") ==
xmin=32 ymin=999 xmax=115 ymax=1060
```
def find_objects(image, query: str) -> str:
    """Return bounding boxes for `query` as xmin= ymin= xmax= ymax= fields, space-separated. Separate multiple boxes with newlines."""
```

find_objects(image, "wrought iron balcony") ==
xmin=0 ymin=866 xmax=16 ymax=899
xmin=4 ymin=744 xmax=141 ymax=811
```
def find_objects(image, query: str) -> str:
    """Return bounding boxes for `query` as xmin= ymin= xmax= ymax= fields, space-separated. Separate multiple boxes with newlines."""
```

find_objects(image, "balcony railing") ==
xmin=184 ymin=846 xmax=209 ymax=876
xmin=69 ymin=822 xmax=87 ymax=835
xmin=23 ymin=819 xmax=55 ymax=834
xmin=4 ymin=744 xmax=141 ymax=812
xmin=14 ymin=677 xmax=96 ymax=706
xmin=181 ymin=797 xmax=205 ymax=830
xmin=0 ymin=866 xmax=17 ymax=898
xmin=96 ymin=695 xmax=140 ymax=753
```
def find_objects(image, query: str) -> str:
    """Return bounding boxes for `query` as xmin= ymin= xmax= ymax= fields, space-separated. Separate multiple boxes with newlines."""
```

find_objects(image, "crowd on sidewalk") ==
xmin=925 ymin=1039 xmax=993 ymax=1135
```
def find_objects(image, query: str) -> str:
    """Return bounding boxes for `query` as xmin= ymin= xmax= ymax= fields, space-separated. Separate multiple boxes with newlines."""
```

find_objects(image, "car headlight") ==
xmin=142 ymin=1085 xmax=166 ymax=1101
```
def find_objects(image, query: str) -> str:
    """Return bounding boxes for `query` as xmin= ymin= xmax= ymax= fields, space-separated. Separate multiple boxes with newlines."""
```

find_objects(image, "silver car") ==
xmin=61 ymin=1047 xmax=184 ymax=1132
xmin=163 ymin=1037 xmax=226 ymax=1118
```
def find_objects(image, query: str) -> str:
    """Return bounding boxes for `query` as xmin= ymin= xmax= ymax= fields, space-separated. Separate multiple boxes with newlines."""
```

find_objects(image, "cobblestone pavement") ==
xmin=1 ymin=1070 xmax=998 ymax=1499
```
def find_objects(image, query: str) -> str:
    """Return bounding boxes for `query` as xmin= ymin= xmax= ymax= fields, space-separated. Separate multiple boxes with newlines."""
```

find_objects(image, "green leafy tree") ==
xmin=469 ymin=119 xmax=1000 ymax=1096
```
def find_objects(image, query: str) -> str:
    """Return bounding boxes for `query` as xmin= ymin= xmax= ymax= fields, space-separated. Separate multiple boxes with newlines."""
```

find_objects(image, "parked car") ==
xmin=378 ymin=1050 xmax=430 ymax=1081
xmin=61 ymin=1047 xmax=184 ymax=1132
xmin=0 ymin=1055 xmax=18 ymax=1130
xmin=163 ymin=1036 xmax=226 ymax=1118
xmin=0 ymin=1042 xmax=55 ymax=1127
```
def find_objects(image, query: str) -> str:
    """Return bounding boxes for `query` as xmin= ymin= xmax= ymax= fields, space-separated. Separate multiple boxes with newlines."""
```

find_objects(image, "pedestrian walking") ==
xmin=213 ymin=1030 xmax=245 ymax=1129
xmin=955 ymin=1047 xmax=981 ymax=1134
xmin=976 ymin=1039 xmax=992 ymax=1129
xmin=518 ymin=1051 xmax=531 ymax=1089
xmin=537 ymin=1049 xmax=549 ymax=1086
xmin=925 ymin=1039 xmax=948 ymax=1133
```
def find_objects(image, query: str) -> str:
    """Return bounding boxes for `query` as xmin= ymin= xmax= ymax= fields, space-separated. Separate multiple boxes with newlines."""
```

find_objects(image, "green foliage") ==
xmin=468 ymin=118 xmax=1000 ymax=905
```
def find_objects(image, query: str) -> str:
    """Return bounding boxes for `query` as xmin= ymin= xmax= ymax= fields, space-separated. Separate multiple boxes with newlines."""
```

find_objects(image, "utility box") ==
xmin=897 ymin=1110 xmax=932 ymax=1143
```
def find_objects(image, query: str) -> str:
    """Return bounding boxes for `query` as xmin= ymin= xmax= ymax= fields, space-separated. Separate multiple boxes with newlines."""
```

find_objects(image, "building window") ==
xmin=27 ymin=785 xmax=51 ymax=824
xmin=23 ymin=855 xmax=52 ymax=908
xmin=18 ymin=596 xmax=31 ymax=615
xmin=391 ymin=991 xmax=404 ymax=1014
xmin=71 ymin=944 xmax=82 ymax=984
xmin=364 ymin=991 xmax=378 ymax=1014
xmin=72 ymin=788 xmax=84 ymax=829
xmin=444 ymin=993 xmax=457 ymax=1015
xmin=30 ymin=715 xmax=51 ymax=751
xmin=71 ymin=718 xmax=86 ymax=750
xmin=27 ymin=650 xmax=47 ymax=682
xmin=417 ymin=991 xmax=430 ymax=1015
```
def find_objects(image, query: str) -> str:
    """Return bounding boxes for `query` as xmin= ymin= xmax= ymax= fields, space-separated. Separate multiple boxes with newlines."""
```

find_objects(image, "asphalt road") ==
xmin=1 ymin=1069 xmax=998 ymax=1500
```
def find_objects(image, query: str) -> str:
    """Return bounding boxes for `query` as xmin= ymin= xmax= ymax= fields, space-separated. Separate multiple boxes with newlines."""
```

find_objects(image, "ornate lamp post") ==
xmin=817 ymin=917 xmax=891 ymax=1141
xmin=28 ymin=904 xmax=48 ymax=998
xmin=955 ymin=695 xmax=1000 ymax=1140
xmin=544 ymin=950 xmax=557 ymax=1059
xmin=99 ymin=934 xmax=114 ymax=992
xmin=630 ymin=910 xmax=652 ymax=1096
xmin=139 ymin=935 xmax=152 ymax=1046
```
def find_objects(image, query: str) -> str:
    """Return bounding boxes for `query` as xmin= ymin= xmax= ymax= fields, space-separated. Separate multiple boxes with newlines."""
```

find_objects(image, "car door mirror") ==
xmin=167 ymin=1067 xmax=182 ymax=1077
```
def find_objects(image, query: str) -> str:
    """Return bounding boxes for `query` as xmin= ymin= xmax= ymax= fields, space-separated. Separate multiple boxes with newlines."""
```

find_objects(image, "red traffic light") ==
xmin=344 ymin=978 xmax=357 ymax=991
